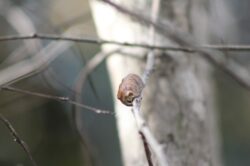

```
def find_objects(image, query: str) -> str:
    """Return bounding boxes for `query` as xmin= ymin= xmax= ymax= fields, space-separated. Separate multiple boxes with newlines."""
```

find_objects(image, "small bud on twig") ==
xmin=117 ymin=74 xmax=144 ymax=106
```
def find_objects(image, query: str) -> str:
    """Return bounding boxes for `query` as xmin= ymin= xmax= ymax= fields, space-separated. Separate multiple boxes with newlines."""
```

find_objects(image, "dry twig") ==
xmin=71 ymin=49 xmax=121 ymax=165
xmin=133 ymin=0 xmax=168 ymax=166
xmin=2 ymin=86 xmax=113 ymax=115
xmin=74 ymin=48 xmax=121 ymax=104
xmin=0 ymin=113 xmax=38 ymax=166
xmin=73 ymin=48 xmax=121 ymax=115
xmin=101 ymin=0 xmax=250 ymax=91
xmin=1 ymin=33 xmax=250 ymax=52
xmin=112 ymin=0 xmax=169 ymax=165
xmin=0 ymin=37 xmax=72 ymax=87
xmin=132 ymin=98 xmax=169 ymax=166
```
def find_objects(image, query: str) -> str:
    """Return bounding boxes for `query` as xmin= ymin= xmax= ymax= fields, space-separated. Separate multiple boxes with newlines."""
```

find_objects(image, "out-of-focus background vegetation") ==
xmin=212 ymin=0 xmax=250 ymax=165
xmin=0 ymin=0 xmax=122 ymax=166
xmin=0 ymin=0 xmax=250 ymax=166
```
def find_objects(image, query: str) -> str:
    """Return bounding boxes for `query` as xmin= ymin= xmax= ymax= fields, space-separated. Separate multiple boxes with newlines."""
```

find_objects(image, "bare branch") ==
xmin=133 ymin=98 xmax=169 ymax=166
xmin=71 ymin=49 xmax=120 ymax=149
xmin=73 ymin=48 xmax=121 ymax=114
xmin=1 ymin=33 xmax=250 ymax=52
xmin=3 ymin=6 xmax=42 ymax=55
xmin=0 ymin=113 xmax=38 ymax=166
xmin=114 ymin=0 xmax=168 ymax=165
xmin=2 ymin=86 xmax=114 ymax=115
xmin=74 ymin=48 xmax=121 ymax=100
xmin=101 ymin=0 xmax=250 ymax=91
xmin=137 ymin=1 xmax=165 ymax=166
xmin=0 ymin=36 xmax=72 ymax=87
xmin=142 ymin=0 xmax=159 ymax=84
xmin=139 ymin=131 xmax=153 ymax=166
xmin=71 ymin=49 xmax=121 ymax=165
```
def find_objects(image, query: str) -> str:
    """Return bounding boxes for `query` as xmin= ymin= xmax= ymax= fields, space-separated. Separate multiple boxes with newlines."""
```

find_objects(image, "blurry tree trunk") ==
xmin=90 ymin=0 xmax=221 ymax=165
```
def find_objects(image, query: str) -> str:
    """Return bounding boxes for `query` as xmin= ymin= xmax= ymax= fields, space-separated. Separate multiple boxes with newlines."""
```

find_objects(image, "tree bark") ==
xmin=90 ymin=0 xmax=221 ymax=165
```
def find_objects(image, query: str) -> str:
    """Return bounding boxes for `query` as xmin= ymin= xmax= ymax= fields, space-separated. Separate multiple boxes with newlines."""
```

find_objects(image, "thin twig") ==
xmin=72 ymin=49 xmax=120 ymax=163
xmin=1 ymin=33 xmax=250 ymax=52
xmin=73 ymin=49 xmax=121 ymax=114
xmin=4 ymin=6 xmax=42 ymax=56
xmin=142 ymin=0 xmax=159 ymax=84
xmin=0 ymin=36 xmax=73 ymax=87
xmin=96 ymin=0 xmax=169 ymax=165
xmin=71 ymin=49 xmax=120 ymax=165
xmin=137 ymin=1 xmax=162 ymax=166
xmin=0 ymin=113 xmax=38 ymax=166
xmin=101 ymin=0 xmax=250 ymax=91
xmin=139 ymin=131 xmax=153 ymax=166
xmin=74 ymin=48 xmax=121 ymax=103
xmin=1 ymin=86 xmax=114 ymax=115
xmin=133 ymin=98 xmax=168 ymax=166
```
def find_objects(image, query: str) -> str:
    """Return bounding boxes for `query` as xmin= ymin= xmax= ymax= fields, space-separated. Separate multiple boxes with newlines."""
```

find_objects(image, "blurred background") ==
xmin=0 ymin=0 xmax=122 ymax=166
xmin=0 ymin=0 xmax=250 ymax=166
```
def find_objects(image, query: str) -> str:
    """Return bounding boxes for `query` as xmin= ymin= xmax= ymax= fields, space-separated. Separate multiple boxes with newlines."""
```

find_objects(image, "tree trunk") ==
xmin=90 ymin=0 xmax=221 ymax=165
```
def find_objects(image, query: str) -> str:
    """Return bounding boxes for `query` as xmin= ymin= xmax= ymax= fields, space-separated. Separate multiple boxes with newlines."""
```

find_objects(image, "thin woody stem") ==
xmin=0 ymin=33 xmax=250 ymax=52
xmin=0 ymin=113 xmax=38 ymax=166
xmin=2 ymin=86 xmax=114 ymax=115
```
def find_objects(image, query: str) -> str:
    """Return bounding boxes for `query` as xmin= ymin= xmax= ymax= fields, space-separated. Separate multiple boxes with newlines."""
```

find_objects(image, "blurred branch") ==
xmin=2 ymin=86 xmax=114 ymax=115
xmin=73 ymin=48 xmax=121 ymax=113
xmin=1 ymin=33 xmax=250 ymax=52
xmin=0 ymin=45 xmax=27 ymax=67
xmin=0 ymin=31 xmax=75 ymax=87
xmin=72 ymin=49 xmax=120 ymax=166
xmin=142 ymin=0 xmax=159 ymax=84
xmin=74 ymin=48 xmax=121 ymax=104
xmin=54 ymin=12 xmax=92 ymax=30
xmin=101 ymin=0 xmax=250 ymax=91
xmin=3 ymin=6 xmax=42 ymax=55
xmin=0 ymin=113 xmax=38 ymax=166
